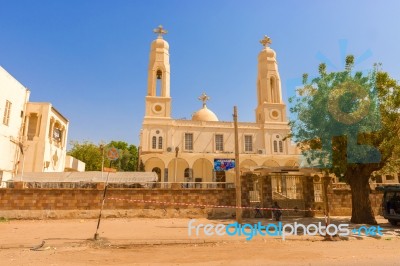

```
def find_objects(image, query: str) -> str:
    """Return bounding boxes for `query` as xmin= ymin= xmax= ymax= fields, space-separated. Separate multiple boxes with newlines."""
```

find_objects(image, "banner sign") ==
xmin=214 ymin=159 xmax=235 ymax=171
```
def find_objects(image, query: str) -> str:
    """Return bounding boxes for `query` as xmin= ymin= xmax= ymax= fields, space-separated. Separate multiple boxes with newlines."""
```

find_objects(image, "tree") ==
xmin=289 ymin=56 xmax=400 ymax=224
xmin=67 ymin=141 xmax=108 ymax=171
xmin=108 ymin=140 xmax=138 ymax=171
xmin=67 ymin=140 xmax=139 ymax=172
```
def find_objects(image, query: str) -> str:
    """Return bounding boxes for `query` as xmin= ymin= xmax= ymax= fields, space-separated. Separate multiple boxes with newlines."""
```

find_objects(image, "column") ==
xmin=23 ymin=114 xmax=30 ymax=140
xmin=49 ymin=118 xmax=55 ymax=143
xmin=60 ymin=125 xmax=65 ymax=148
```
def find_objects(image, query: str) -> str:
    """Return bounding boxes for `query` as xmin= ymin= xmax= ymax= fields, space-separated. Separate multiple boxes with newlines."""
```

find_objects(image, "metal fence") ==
xmin=0 ymin=181 xmax=235 ymax=189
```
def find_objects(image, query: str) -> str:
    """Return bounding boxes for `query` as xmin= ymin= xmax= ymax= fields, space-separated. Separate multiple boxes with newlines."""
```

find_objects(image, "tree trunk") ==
xmin=348 ymin=174 xmax=377 ymax=225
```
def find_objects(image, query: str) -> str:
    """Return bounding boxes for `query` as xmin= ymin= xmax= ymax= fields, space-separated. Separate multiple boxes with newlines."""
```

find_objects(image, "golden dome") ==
xmin=192 ymin=105 xmax=219 ymax=122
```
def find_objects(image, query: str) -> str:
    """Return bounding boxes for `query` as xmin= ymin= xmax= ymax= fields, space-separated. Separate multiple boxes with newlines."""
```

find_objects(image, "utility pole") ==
xmin=100 ymin=144 xmax=105 ymax=179
xmin=233 ymin=106 xmax=242 ymax=223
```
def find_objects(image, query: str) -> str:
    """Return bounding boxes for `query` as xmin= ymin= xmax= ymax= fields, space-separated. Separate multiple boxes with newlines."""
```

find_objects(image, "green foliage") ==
xmin=290 ymin=55 xmax=400 ymax=179
xmin=67 ymin=140 xmax=139 ymax=172
xmin=67 ymin=141 xmax=106 ymax=171
xmin=290 ymin=56 xmax=400 ymax=223
xmin=108 ymin=141 xmax=138 ymax=171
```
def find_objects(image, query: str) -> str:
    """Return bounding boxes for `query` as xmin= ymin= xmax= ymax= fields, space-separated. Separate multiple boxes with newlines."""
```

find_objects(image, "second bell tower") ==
xmin=255 ymin=36 xmax=287 ymax=124
xmin=145 ymin=25 xmax=171 ymax=119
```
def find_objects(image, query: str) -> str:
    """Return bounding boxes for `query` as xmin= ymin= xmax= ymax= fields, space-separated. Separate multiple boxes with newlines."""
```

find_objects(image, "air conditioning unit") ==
xmin=166 ymin=147 xmax=173 ymax=152
xmin=257 ymin=149 xmax=266 ymax=155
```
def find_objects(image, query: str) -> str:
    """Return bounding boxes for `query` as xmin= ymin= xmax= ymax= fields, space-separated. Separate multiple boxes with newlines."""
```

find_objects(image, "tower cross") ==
xmin=153 ymin=25 xmax=168 ymax=38
xmin=198 ymin=92 xmax=210 ymax=107
xmin=260 ymin=35 xmax=272 ymax=47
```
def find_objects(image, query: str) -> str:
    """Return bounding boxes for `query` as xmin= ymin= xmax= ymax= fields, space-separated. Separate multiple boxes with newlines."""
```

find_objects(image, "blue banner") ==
xmin=214 ymin=159 xmax=235 ymax=171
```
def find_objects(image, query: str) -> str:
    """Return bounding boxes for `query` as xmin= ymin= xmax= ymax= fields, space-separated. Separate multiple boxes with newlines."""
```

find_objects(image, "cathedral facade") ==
xmin=139 ymin=26 xmax=300 ymax=184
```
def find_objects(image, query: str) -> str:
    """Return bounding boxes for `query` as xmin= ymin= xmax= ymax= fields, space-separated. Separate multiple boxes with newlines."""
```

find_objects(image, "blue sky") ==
xmin=1 ymin=0 xmax=399 ymax=147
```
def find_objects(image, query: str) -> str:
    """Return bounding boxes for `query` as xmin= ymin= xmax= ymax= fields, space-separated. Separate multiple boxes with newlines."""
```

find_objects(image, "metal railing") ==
xmin=144 ymin=182 xmax=235 ymax=189
xmin=0 ymin=181 xmax=235 ymax=189
xmin=0 ymin=181 xmax=14 ymax=188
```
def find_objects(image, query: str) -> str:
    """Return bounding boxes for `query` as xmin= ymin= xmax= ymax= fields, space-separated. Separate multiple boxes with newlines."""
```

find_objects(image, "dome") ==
xmin=259 ymin=46 xmax=276 ymax=58
xmin=151 ymin=38 xmax=169 ymax=50
xmin=192 ymin=105 xmax=219 ymax=122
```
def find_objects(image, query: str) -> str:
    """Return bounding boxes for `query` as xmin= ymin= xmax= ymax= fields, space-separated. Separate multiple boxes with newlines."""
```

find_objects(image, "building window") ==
xmin=156 ymin=69 xmax=162 ymax=96
xmin=53 ymin=128 xmax=62 ymax=142
xmin=2 ymin=100 xmax=11 ymax=126
xmin=184 ymin=168 xmax=190 ymax=178
xmin=215 ymin=134 xmax=224 ymax=152
xmin=244 ymin=135 xmax=253 ymax=152
xmin=27 ymin=113 xmax=38 ymax=141
xmin=273 ymin=135 xmax=284 ymax=154
xmin=158 ymin=136 xmax=163 ymax=149
xmin=386 ymin=175 xmax=395 ymax=181
xmin=185 ymin=133 xmax=193 ymax=151
xmin=152 ymin=136 xmax=157 ymax=149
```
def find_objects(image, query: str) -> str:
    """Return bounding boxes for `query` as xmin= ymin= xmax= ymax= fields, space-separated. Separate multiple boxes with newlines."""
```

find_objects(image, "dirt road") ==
xmin=0 ymin=217 xmax=399 ymax=265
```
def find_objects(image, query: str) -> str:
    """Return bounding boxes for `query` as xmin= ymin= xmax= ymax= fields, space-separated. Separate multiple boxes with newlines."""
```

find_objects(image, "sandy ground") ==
xmin=0 ymin=216 xmax=400 ymax=265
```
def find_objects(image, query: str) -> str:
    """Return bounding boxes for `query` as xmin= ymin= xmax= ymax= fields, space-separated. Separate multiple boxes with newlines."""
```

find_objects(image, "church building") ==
xmin=139 ymin=26 xmax=300 ymax=185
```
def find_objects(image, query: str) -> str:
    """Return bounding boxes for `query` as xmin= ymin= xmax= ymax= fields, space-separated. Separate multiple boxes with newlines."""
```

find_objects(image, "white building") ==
xmin=139 ymin=27 xmax=300 ymax=184
xmin=0 ymin=66 xmax=84 ymax=184
xmin=0 ymin=66 xmax=30 ymax=182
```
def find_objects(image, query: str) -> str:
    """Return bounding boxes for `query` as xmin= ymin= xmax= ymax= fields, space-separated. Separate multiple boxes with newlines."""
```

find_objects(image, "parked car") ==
xmin=376 ymin=185 xmax=400 ymax=226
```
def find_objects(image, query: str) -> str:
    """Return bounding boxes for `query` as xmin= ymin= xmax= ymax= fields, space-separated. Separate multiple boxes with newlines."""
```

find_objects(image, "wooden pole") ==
xmin=233 ymin=106 xmax=242 ymax=223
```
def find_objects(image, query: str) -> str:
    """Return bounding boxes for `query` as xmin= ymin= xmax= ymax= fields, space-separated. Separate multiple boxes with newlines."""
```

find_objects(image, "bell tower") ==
xmin=255 ymin=36 xmax=287 ymax=123
xmin=145 ymin=25 xmax=171 ymax=119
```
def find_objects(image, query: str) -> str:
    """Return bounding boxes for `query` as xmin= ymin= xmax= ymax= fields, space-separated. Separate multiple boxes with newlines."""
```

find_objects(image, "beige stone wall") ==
xmin=327 ymin=188 xmax=383 ymax=216
xmin=0 ymin=186 xmax=236 ymax=219
xmin=21 ymin=103 xmax=69 ymax=173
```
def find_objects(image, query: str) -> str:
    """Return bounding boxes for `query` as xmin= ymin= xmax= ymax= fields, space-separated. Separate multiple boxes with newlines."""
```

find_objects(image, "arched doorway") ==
xmin=144 ymin=157 xmax=165 ymax=182
xmin=167 ymin=158 xmax=189 ymax=183
xmin=192 ymin=158 xmax=213 ymax=183
xmin=152 ymin=167 xmax=162 ymax=182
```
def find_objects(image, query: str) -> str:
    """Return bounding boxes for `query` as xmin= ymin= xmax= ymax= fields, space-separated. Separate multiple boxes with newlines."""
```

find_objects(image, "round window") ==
xmin=154 ymin=104 xmax=162 ymax=112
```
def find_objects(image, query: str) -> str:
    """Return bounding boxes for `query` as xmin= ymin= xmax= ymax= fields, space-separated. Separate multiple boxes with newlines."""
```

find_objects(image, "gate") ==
xmin=270 ymin=174 xmax=305 ymax=217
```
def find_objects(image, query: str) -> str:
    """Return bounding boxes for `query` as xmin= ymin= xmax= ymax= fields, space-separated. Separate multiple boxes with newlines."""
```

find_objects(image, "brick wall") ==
xmin=0 ymin=185 xmax=236 ymax=219
xmin=327 ymin=188 xmax=383 ymax=216
xmin=0 ymin=180 xmax=385 ymax=219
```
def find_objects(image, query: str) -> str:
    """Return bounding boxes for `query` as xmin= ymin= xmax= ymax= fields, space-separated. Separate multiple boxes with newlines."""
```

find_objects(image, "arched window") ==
xmin=273 ymin=135 xmax=284 ymax=154
xmin=156 ymin=69 xmax=162 ymax=96
xmin=152 ymin=136 xmax=157 ymax=149
xmin=158 ymin=136 xmax=163 ymax=149
xmin=273 ymin=140 xmax=278 ymax=153
xmin=270 ymin=77 xmax=276 ymax=103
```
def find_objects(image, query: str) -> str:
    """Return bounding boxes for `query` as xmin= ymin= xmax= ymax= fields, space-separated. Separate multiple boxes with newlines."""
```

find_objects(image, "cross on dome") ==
xmin=153 ymin=25 xmax=168 ymax=38
xmin=198 ymin=92 xmax=210 ymax=107
xmin=260 ymin=35 xmax=272 ymax=47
